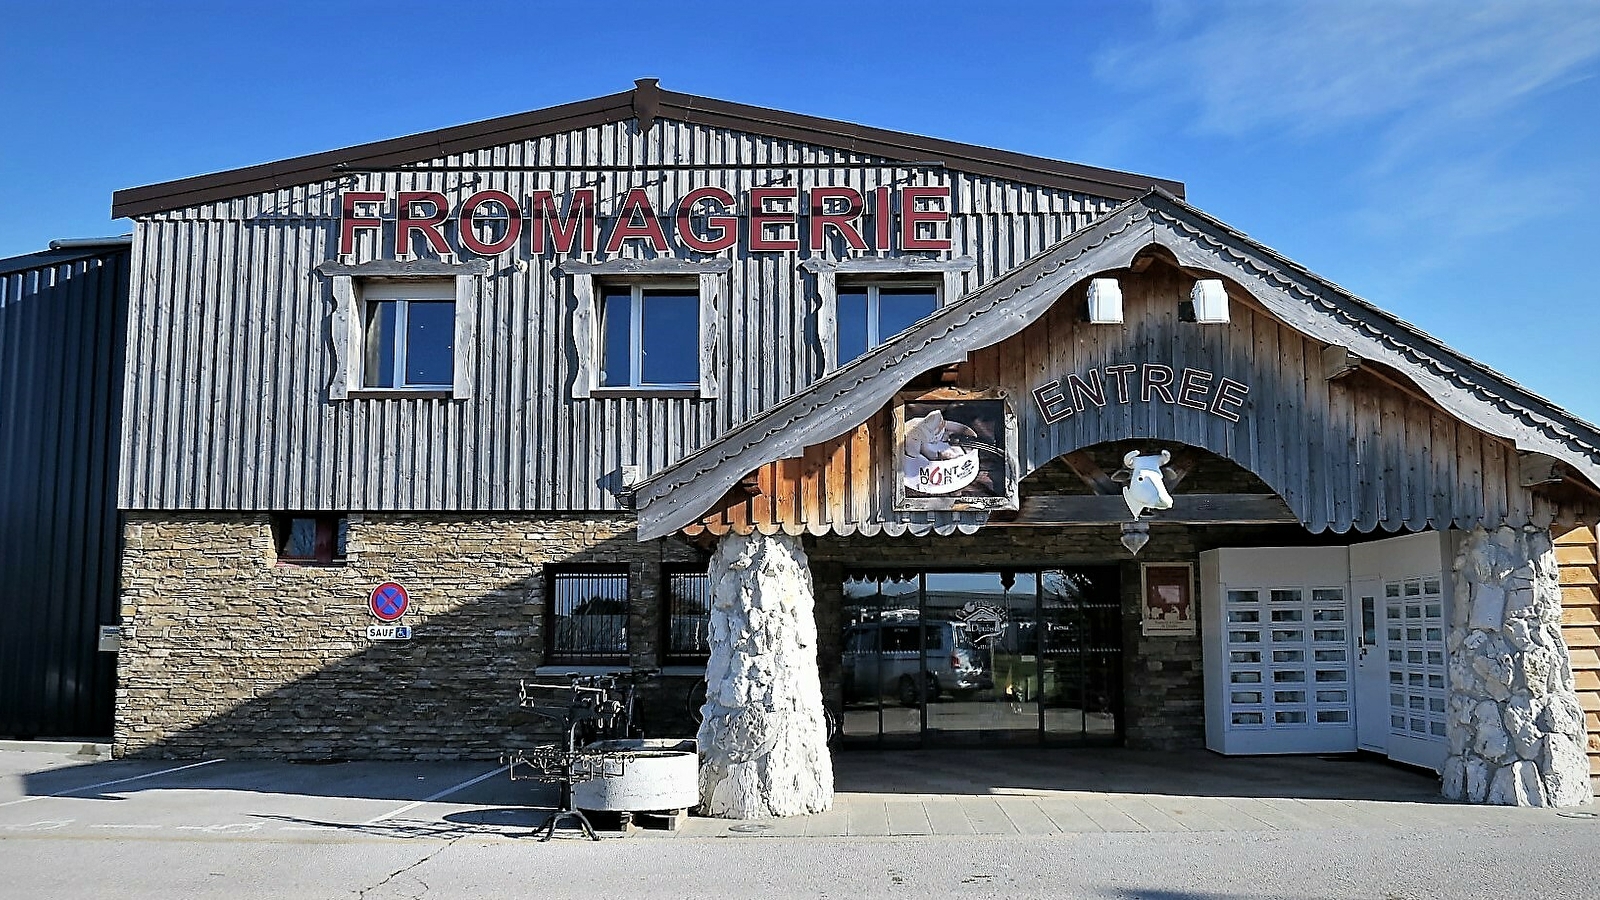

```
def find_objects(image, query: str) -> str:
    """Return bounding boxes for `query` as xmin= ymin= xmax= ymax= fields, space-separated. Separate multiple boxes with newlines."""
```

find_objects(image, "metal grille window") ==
xmin=665 ymin=571 xmax=712 ymax=663
xmin=547 ymin=570 xmax=630 ymax=663
xmin=361 ymin=280 xmax=456 ymax=389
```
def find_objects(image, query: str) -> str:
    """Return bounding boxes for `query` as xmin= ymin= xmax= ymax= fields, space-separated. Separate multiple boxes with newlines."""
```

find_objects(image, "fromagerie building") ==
xmin=110 ymin=81 xmax=1600 ymax=812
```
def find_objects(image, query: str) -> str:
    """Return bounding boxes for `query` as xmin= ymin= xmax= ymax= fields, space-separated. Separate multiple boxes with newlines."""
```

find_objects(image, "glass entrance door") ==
xmin=840 ymin=568 xmax=1122 ymax=747
xmin=923 ymin=572 xmax=1039 ymax=745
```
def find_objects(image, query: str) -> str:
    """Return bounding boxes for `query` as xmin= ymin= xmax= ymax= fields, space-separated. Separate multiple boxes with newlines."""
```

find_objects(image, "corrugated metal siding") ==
xmin=0 ymin=247 xmax=127 ymax=737
xmin=119 ymin=118 xmax=1118 ymax=511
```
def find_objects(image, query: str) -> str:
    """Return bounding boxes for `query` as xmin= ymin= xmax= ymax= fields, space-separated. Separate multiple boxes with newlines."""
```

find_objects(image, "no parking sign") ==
xmin=369 ymin=582 xmax=409 ymax=622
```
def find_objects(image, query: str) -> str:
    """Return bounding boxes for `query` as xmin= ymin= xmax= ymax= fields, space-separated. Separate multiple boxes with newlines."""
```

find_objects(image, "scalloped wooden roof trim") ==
xmin=633 ymin=190 xmax=1600 ymax=541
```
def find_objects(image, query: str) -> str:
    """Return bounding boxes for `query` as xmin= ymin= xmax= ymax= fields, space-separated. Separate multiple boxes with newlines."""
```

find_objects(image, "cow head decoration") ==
xmin=1113 ymin=450 xmax=1175 ymax=520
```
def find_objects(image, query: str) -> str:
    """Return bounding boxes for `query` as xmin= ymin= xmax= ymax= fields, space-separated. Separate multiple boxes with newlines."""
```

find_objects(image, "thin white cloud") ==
xmin=1095 ymin=0 xmax=1600 ymax=257
xmin=1097 ymin=1 xmax=1600 ymax=140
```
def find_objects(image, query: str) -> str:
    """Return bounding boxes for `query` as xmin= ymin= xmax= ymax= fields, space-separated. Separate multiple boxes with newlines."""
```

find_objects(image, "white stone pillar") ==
xmin=697 ymin=531 xmax=833 ymax=818
xmin=1444 ymin=526 xmax=1592 ymax=806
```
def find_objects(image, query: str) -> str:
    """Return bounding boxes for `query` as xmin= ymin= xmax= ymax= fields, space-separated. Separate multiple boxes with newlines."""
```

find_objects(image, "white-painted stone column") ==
xmin=697 ymin=530 xmax=833 ymax=818
xmin=1444 ymin=526 xmax=1592 ymax=806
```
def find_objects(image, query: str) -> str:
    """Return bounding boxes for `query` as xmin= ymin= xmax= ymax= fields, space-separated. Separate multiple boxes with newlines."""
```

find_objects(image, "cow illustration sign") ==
xmin=893 ymin=394 xmax=1018 ymax=512
xmin=369 ymin=582 xmax=410 ymax=622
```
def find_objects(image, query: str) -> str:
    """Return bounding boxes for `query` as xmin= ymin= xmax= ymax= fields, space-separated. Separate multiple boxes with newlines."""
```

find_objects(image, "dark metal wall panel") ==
xmin=119 ymin=118 xmax=1119 ymax=512
xmin=0 ymin=247 xmax=128 ymax=737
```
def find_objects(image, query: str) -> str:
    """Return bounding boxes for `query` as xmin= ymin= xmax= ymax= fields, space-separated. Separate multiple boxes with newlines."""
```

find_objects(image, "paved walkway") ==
xmin=1 ymin=744 xmax=1589 ymax=843
xmin=668 ymin=748 xmax=1579 ymax=838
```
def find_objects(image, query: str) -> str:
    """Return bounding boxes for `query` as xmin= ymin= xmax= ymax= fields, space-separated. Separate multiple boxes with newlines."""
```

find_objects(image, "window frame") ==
xmin=545 ymin=566 xmax=632 ymax=665
xmin=272 ymin=513 xmax=348 ymax=567
xmin=662 ymin=565 xmax=713 ymax=665
xmin=801 ymin=256 xmax=976 ymax=372
xmin=835 ymin=279 xmax=942 ymax=365
xmin=598 ymin=279 xmax=703 ymax=391
xmin=322 ymin=259 xmax=482 ymax=401
xmin=360 ymin=281 xmax=458 ymax=391
xmin=565 ymin=258 xmax=730 ymax=400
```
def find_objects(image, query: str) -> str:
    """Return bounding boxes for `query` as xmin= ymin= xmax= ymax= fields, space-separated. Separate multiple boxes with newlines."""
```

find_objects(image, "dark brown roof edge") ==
xmin=112 ymin=81 xmax=1184 ymax=218
xmin=654 ymin=89 xmax=1184 ymax=200
xmin=111 ymin=91 xmax=635 ymax=218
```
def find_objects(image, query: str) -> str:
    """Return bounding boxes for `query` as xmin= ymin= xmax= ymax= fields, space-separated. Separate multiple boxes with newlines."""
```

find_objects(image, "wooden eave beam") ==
xmin=1004 ymin=493 xmax=1297 ymax=526
xmin=1520 ymin=451 xmax=1567 ymax=487
xmin=1160 ymin=448 xmax=1202 ymax=490
xmin=1061 ymin=450 xmax=1120 ymax=495
xmin=1322 ymin=344 xmax=1363 ymax=381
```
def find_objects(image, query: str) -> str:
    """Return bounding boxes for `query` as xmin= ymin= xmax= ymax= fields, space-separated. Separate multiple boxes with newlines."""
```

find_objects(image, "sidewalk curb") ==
xmin=0 ymin=739 xmax=112 ymax=760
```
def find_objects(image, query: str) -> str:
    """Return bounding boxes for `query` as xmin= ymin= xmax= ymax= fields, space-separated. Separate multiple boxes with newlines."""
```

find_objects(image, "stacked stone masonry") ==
xmin=115 ymin=512 xmax=704 ymax=759
xmin=1443 ymin=526 xmax=1593 ymax=806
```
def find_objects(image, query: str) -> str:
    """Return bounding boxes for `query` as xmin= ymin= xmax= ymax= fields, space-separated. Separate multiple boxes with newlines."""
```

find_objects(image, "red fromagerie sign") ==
xmin=339 ymin=186 xmax=952 ymax=257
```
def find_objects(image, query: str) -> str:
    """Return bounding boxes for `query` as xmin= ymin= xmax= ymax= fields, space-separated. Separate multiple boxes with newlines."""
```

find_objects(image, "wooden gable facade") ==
xmin=635 ymin=192 xmax=1600 ymax=541
xmin=109 ymin=82 xmax=1178 ymax=515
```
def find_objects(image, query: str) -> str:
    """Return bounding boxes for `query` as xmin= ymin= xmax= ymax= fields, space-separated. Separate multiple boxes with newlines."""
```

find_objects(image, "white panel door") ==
xmin=1349 ymin=531 xmax=1452 ymax=772
xmin=1353 ymin=577 xmax=1387 ymax=753
xmin=1382 ymin=575 xmax=1450 ymax=770
xmin=1201 ymin=547 xmax=1355 ymax=755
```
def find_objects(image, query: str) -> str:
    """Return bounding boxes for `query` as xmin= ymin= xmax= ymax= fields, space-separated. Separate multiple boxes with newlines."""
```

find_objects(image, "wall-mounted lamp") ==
xmin=1191 ymin=279 xmax=1229 ymax=324
xmin=1087 ymin=277 xmax=1123 ymax=324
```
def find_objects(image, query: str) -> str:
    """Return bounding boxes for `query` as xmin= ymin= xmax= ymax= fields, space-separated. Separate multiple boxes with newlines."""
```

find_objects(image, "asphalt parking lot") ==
xmin=4 ymin=744 xmax=1598 ymax=899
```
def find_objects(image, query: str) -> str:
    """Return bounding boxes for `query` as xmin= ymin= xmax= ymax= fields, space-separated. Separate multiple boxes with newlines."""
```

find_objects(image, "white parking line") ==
xmin=0 ymin=758 xmax=223 ymax=809
xmin=362 ymin=765 xmax=508 ymax=825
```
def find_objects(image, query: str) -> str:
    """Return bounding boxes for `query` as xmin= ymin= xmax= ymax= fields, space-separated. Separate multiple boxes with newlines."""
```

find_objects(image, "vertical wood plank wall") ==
xmin=119 ymin=119 xmax=1118 ymax=513
xmin=688 ymin=265 xmax=1545 ymax=537
xmin=1555 ymin=526 xmax=1600 ymax=779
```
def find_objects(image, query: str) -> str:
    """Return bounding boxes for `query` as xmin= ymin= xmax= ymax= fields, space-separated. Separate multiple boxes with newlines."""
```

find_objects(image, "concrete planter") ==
xmin=573 ymin=739 xmax=699 ymax=812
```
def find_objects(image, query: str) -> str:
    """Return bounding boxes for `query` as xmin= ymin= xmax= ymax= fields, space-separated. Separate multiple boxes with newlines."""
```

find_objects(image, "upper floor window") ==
xmin=803 ymin=257 xmax=973 ymax=373
xmin=836 ymin=281 xmax=939 ymax=365
xmin=600 ymin=282 xmax=700 ymax=389
xmin=566 ymin=258 xmax=730 ymax=400
xmin=321 ymin=260 xmax=481 ymax=401
xmin=362 ymin=280 xmax=456 ymax=389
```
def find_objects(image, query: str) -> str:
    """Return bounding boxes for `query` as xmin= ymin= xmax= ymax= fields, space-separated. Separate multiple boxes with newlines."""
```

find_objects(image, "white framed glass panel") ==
xmin=835 ymin=282 xmax=938 ymax=365
xmin=361 ymin=282 xmax=455 ymax=389
xmin=599 ymin=284 xmax=700 ymax=388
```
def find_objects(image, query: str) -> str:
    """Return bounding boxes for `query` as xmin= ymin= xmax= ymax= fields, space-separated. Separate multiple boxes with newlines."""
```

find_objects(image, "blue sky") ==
xmin=3 ymin=1 xmax=1598 ymax=420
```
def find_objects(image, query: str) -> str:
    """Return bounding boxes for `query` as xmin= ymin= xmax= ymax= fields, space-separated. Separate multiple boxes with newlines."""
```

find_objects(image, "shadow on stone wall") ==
xmin=113 ymin=515 xmax=707 ymax=763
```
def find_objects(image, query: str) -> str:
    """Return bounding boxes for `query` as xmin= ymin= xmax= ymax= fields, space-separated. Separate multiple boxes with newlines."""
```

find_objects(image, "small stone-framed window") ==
xmin=546 ymin=568 xmax=631 ymax=664
xmin=273 ymin=513 xmax=348 ymax=566
xmin=663 ymin=568 xmax=712 ymax=664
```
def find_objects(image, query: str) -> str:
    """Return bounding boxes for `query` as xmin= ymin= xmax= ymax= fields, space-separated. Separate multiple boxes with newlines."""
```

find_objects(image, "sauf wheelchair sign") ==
xmin=367 ymin=581 xmax=413 ymax=641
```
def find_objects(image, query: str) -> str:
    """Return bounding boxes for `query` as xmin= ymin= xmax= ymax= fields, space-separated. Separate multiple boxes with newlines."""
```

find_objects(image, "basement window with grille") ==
xmin=664 ymin=568 xmax=713 ymax=664
xmin=273 ymin=514 xmax=348 ymax=566
xmin=547 ymin=568 xmax=631 ymax=664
